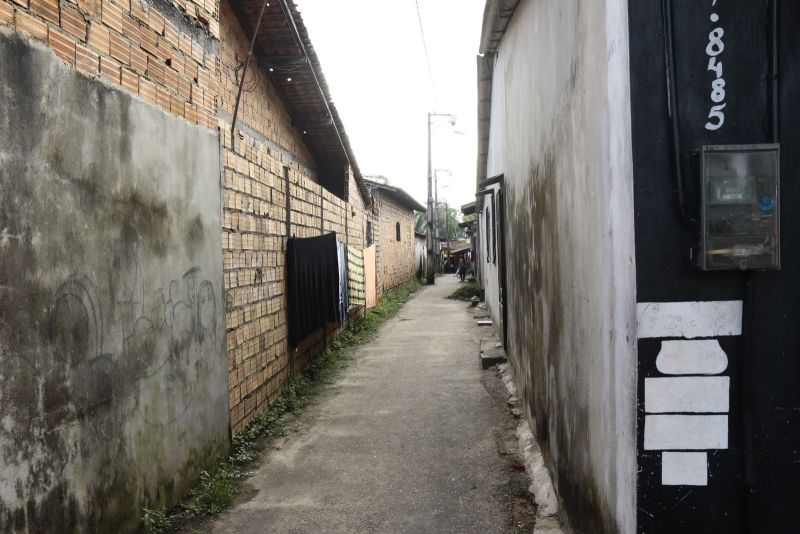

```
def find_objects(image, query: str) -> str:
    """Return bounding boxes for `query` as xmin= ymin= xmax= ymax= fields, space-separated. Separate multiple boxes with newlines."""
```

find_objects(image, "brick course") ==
xmin=0 ymin=2 xmax=13 ymax=25
xmin=1 ymin=0 xmax=218 ymax=128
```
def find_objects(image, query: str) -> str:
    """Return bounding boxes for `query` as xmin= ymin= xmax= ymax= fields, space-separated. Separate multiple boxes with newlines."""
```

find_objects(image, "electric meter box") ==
xmin=697 ymin=144 xmax=780 ymax=271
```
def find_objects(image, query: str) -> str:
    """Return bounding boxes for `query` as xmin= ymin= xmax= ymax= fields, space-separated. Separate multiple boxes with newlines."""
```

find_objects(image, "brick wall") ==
xmin=217 ymin=1 xmax=368 ymax=433
xmin=1 ymin=0 xmax=220 ymax=129
xmin=375 ymin=195 xmax=417 ymax=291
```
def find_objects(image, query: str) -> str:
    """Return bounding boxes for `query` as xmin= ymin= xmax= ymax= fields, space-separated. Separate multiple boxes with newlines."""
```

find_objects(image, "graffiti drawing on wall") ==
xmin=117 ymin=264 xmax=218 ymax=380
xmin=29 ymin=265 xmax=219 ymax=427
xmin=0 ymin=260 xmax=220 ymax=526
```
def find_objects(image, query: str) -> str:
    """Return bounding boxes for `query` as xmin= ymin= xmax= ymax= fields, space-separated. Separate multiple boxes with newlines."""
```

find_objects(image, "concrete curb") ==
xmin=497 ymin=363 xmax=565 ymax=533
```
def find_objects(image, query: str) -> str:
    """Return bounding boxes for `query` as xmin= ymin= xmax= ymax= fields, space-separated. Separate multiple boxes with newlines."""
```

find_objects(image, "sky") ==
xmin=294 ymin=0 xmax=486 ymax=213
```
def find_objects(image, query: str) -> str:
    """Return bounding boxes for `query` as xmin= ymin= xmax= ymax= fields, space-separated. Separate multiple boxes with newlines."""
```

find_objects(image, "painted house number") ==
xmin=705 ymin=0 xmax=726 ymax=131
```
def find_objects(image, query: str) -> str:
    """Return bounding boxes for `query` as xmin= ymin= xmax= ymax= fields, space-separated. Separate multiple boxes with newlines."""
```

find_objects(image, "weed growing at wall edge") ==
xmin=142 ymin=279 xmax=421 ymax=533
xmin=447 ymin=282 xmax=480 ymax=301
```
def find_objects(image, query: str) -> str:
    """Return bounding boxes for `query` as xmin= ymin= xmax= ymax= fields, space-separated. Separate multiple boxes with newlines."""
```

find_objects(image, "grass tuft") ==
xmin=142 ymin=279 xmax=421 ymax=533
xmin=447 ymin=282 xmax=480 ymax=301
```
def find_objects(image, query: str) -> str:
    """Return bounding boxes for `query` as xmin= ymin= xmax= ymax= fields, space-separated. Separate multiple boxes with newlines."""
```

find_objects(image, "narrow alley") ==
xmin=3 ymin=0 xmax=800 ymax=531
xmin=207 ymin=275 xmax=528 ymax=533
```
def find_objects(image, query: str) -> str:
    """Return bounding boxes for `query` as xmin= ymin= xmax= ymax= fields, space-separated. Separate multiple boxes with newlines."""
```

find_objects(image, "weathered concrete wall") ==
xmin=480 ymin=0 xmax=637 ymax=531
xmin=0 ymin=32 xmax=227 ymax=532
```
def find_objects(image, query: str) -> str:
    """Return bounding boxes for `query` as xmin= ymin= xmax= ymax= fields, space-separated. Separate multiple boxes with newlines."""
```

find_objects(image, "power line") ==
xmin=414 ymin=0 xmax=437 ymax=106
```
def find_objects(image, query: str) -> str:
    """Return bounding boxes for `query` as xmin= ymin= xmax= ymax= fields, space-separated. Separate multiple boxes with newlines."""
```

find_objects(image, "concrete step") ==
xmin=480 ymin=337 xmax=507 ymax=369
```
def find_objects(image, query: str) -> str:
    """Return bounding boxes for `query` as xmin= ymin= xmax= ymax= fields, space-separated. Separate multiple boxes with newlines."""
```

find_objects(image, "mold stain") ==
xmin=184 ymin=214 xmax=206 ymax=259
xmin=505 ymin=145 xmax=619 ymax=533
xmin=114 ymin=191 xmax=173 ymax=259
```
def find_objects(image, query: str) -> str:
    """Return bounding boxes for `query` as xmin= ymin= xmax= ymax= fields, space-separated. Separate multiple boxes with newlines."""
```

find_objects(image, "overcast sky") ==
xmin=295 ymin=0 xmax=485 ymax=213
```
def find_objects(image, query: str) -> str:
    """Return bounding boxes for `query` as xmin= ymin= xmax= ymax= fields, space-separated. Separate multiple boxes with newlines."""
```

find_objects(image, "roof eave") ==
xmin=228 ymin=0 xmax=371 ymax=206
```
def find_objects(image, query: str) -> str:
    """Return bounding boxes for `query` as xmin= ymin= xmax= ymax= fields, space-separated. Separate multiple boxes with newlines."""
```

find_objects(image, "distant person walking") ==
xmin=456 ymin=258 xmax=466 ymax=282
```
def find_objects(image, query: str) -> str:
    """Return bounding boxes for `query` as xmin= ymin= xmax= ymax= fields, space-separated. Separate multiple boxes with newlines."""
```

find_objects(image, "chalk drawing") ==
xmin=49 ymin=275 xmax=103 ymax=367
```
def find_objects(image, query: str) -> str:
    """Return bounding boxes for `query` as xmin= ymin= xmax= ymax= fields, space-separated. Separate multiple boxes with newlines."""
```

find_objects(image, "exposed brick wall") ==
xmin=215 ymin=0 xmax=301 ymax=432
xmin=1 ymin=0 xmax=220 ymax=128
xmin=166 ymin=0 xmax=219 ymax=38
xmin=217 ymin=1 xmax=368 ymax=433
xmin=374 ymin=194 xmax=417 ymax=291
xmin=216 ymin=2 xmax=315 ymax=172
xmin=220 ymin=151 xmax=366 ymax=432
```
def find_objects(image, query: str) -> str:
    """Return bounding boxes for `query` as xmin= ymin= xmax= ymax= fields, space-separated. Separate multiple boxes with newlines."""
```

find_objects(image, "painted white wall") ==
xmin=479 ymin=0 xmax=637 ymax=531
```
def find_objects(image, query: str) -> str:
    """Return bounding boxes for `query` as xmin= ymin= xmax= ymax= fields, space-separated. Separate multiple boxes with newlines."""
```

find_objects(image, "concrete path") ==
xmin=207 ymin=276 xmax=524 ymax=533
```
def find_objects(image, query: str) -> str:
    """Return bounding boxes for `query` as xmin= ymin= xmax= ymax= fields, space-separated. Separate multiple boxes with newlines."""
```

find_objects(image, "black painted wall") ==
xmin=628 ymin=1 xmax=799 ymax=532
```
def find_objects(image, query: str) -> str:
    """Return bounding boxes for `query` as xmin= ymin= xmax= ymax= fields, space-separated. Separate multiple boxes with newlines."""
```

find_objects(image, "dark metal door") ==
xmin=497 ymin=190 xmax=508 ymax=349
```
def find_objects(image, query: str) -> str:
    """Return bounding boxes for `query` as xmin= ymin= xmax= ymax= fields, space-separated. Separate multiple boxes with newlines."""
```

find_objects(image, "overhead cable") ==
xmin=414 ymin=0 xmax=437 ymax=106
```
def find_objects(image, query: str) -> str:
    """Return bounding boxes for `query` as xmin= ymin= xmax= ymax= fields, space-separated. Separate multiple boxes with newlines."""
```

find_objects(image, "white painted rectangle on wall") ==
xmin=656 ymin=339 xmax=729 ymax=375
xmin=645 ymin=377 xmax=730 ymax=413
xmin=637 ymin=301 xmax=743 ymax=339
xmin=644 ymin=414 xmax=728 ymax=450
xmin=662 ymin=452 xmax=708 ymax=486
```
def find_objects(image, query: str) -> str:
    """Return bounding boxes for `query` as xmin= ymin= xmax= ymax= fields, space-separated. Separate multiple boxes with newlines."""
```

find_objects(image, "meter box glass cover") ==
xmin=699 ymin=144 xmax=780 ymax=271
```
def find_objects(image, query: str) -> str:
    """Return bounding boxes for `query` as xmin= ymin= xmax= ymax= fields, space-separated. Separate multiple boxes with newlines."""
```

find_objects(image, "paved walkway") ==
xmin=208 ymin=276 xmax=520 ymax=533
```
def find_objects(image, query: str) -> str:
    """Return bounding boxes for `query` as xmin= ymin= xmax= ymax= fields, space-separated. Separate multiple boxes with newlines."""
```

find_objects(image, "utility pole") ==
xmin=434 ymin=170 xmax=439 ymax=272
xmin=426 ymin=114 xmax=456 ymax=285
xmin=426 ymin=113 xmax=435 ymax=284
xmin=444 ymin=201 xmax=450 ymax=268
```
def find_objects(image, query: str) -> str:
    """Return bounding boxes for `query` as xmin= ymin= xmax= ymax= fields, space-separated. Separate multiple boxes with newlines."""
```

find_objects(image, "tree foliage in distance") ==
xmin=414 ymin=212 xmax=427 ymax=234
xmin=414 ymin=207 xmax=465 ymax=240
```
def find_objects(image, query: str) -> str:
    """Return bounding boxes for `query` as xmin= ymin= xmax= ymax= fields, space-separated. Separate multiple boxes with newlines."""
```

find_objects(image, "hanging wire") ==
xmin=414 ymin=0 xmax=437 ymax=107
xmin=235 ymin=56 xmax=260 ymax=94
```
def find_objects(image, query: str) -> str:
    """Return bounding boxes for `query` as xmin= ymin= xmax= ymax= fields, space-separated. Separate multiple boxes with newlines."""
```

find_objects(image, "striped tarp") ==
xmin=347 ymin=246 xmax=366 ymax=308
